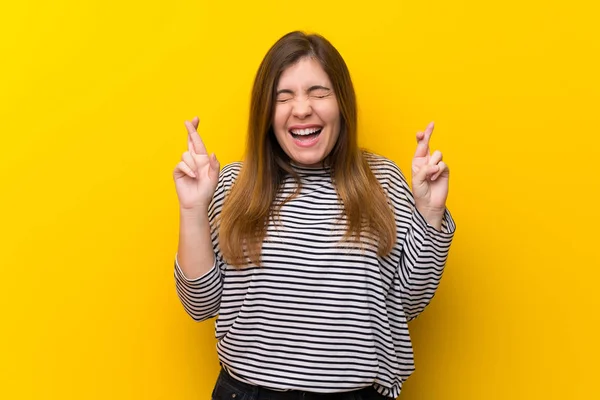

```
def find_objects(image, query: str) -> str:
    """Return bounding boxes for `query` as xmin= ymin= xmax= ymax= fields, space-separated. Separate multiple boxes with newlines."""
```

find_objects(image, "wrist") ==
xmin=416 ymin=206 xmax=445 ymax=230
xmin=179 ymin=206 xmax=210 ymax=221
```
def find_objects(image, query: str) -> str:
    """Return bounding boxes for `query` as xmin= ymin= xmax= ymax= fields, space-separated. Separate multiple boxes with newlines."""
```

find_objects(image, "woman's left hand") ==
xmin=411 ymin=122 xmax=449 ymax=230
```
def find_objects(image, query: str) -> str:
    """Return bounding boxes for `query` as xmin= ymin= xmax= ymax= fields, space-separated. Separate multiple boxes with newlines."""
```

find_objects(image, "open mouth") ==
xmin=289 ymin=127 xmax=323 ymax=141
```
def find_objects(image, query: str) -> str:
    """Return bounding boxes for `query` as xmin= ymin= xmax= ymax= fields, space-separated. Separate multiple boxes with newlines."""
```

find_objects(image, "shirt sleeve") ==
xmin=173 ymin=162 xmax=240 ymax=322
xmin=398 ymin=207 xmax=456 ymax=321
xmin=174 ymin=254 xmax=223 ymax=321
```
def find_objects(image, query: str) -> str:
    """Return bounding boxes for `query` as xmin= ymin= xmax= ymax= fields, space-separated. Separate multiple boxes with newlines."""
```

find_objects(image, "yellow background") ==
xmin=1 ymin=1 xmax=598 ymax=399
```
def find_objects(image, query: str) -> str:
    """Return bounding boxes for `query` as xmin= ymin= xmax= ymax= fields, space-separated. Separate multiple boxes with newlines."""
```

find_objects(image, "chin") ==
xmin=291 ymin=154 xmax=327 ymax=167
xmin=286 ymin=135 xmax=332 ymax=165
xmin=286 ymin=144 xmax=330 ymax=167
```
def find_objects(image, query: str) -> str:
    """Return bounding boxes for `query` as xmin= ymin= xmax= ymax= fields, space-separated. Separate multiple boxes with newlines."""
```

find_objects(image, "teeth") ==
xmin=290 ymin=127 xmax=321 ymax=135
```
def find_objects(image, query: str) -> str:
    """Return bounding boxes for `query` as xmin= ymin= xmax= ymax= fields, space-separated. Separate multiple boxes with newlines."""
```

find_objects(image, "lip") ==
xmin=291 ymin=132 xmax=321 ymax=148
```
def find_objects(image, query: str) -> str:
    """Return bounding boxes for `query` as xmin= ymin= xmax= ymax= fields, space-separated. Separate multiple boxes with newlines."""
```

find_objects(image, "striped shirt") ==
xmin=174 ymin=153 xmax=456 ymax=399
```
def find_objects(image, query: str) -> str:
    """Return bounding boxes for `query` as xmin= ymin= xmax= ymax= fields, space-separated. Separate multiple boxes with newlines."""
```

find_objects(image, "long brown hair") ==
xmin=219 ymin=31 xmax=396 ymax=267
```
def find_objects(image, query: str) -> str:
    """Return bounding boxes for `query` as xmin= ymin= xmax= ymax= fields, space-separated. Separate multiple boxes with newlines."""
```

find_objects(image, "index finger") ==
xmin=414 ymin=121 xmax=434 ymax=158
xmin=185 ymin=117 xmax=207 ymax=155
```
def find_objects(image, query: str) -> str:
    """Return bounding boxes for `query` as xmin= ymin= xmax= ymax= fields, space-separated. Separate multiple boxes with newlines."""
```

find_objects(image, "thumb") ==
xmin=413 ymin=164 xmax=439 ymax=186
xmin=209 ymin=153 xmax=220 ymax=180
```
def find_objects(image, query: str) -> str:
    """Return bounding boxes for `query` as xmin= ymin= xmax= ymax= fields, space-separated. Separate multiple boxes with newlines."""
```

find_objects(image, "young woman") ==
xmin=173 ymin=31 xmax=455 ymax=400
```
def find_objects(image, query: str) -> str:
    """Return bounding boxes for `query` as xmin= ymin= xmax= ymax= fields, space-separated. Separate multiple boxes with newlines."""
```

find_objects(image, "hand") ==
xmin=411 ymin=122 xmax=449 ymax=227
xmin=173 ymin=117 xmax=220 ymax=212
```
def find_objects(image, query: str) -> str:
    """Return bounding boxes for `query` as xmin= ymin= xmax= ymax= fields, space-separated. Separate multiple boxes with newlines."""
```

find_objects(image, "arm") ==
xmin=173 ymin=162 xmax=239 ymax=321
xmin=398 ymin=121 xmax=455 ymax=320
xmin=173 ymin=209 xmax=223 ymax=322
xmin=377 ymin=154 xmax=456 ymax=321
xmin=171 ymin=116 xmax=228 ymax=322
xmin=173 ymin=162 xmax=237 ymax=321
xmin=177 ymin=208 xmax=216 ymax=280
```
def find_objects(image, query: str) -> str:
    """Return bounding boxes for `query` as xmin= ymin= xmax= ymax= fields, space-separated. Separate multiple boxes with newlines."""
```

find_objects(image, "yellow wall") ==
xmin=1 ymin=1 xmax=598 ymax=399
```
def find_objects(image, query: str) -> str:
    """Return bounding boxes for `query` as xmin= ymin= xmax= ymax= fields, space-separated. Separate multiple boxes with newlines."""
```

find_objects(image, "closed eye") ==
xmin=276 ymin=86 xmax=333 ymax=100
xmin=308 ymin=85 xmax=332 ymax=98
xmin=275 ymin=89 xmax=293 ymax=103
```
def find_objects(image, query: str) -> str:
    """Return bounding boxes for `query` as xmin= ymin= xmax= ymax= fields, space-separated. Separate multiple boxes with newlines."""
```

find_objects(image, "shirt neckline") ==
xmin=289 ymin=161 xmax=332 ymax=176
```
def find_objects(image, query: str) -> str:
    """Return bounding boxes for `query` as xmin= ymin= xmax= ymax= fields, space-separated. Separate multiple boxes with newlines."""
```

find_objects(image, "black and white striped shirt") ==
xmin=175 ymin=153 xmax=456 ymax=398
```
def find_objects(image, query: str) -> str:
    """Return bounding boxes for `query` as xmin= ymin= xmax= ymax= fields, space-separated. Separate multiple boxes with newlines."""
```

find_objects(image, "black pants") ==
xmin=211 ymin=368 xmax=393 ymax=400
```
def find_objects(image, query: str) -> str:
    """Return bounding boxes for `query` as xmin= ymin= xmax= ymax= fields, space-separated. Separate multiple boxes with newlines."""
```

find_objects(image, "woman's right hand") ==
xmin=173 ymin=117 xmax=220 ymax=212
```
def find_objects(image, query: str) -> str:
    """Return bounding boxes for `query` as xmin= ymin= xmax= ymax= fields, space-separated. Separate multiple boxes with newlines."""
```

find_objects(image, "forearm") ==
xmin=416 ymin=206 xmax=445 ymax=231
xmin=177 ymin=208 xmax=215 ymax=280
xmin=400 ymin=208 xmax=455 ymax=320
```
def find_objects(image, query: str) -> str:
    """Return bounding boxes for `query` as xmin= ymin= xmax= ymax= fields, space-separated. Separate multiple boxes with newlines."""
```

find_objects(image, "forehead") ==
xmin=277 ymin=57 xmax=332 ymax=88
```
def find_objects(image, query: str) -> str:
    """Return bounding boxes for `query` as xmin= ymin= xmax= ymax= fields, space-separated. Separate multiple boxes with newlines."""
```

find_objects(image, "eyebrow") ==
xmin=275 ymin=85 xmax=332 ymax=95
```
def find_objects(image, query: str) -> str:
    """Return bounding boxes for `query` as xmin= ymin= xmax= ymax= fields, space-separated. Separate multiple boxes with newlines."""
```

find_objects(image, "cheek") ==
xmin=316 ymin=101 xmax=340 ymax=127
xmin=272 ymin=106 xmax=290 ymax=147
xmin=325 ymin=105 xmax=341 ymax=143
xmin=273 ymin=105 xmax=288 ymax=131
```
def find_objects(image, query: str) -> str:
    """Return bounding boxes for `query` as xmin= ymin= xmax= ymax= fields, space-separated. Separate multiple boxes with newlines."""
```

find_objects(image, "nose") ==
xmin=292 ymin=97 xmax=312 ymax=119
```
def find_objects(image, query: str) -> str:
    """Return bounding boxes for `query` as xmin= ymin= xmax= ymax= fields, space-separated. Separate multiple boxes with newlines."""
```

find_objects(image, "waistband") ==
xmin=217 ymin=367 xmax=389 ymax=400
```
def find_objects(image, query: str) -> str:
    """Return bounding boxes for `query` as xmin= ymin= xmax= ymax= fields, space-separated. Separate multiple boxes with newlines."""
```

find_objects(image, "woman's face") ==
xmin=273 ymin=57 xmax=341 ymax=167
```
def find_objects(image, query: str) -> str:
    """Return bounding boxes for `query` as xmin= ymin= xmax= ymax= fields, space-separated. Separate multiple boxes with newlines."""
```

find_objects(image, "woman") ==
xmin=173 ymin=31 xmax=455 ymax=399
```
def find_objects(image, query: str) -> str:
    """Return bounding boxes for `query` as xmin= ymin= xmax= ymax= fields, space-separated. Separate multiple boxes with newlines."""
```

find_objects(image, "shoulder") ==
xmin=219 ymin=161 xmax=243 ymax=180
xmin=215 ymin=161 xmax=243 ymax=193
xmin=209 ymin=161 xmax=243 ymax=213
xmin=362 ymin=151 xmax=408 ymax=184
xmin=220 ymin=161 xmax=243 ymax=178
xmin=362 ymin=151 xmax=413 ymax=208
